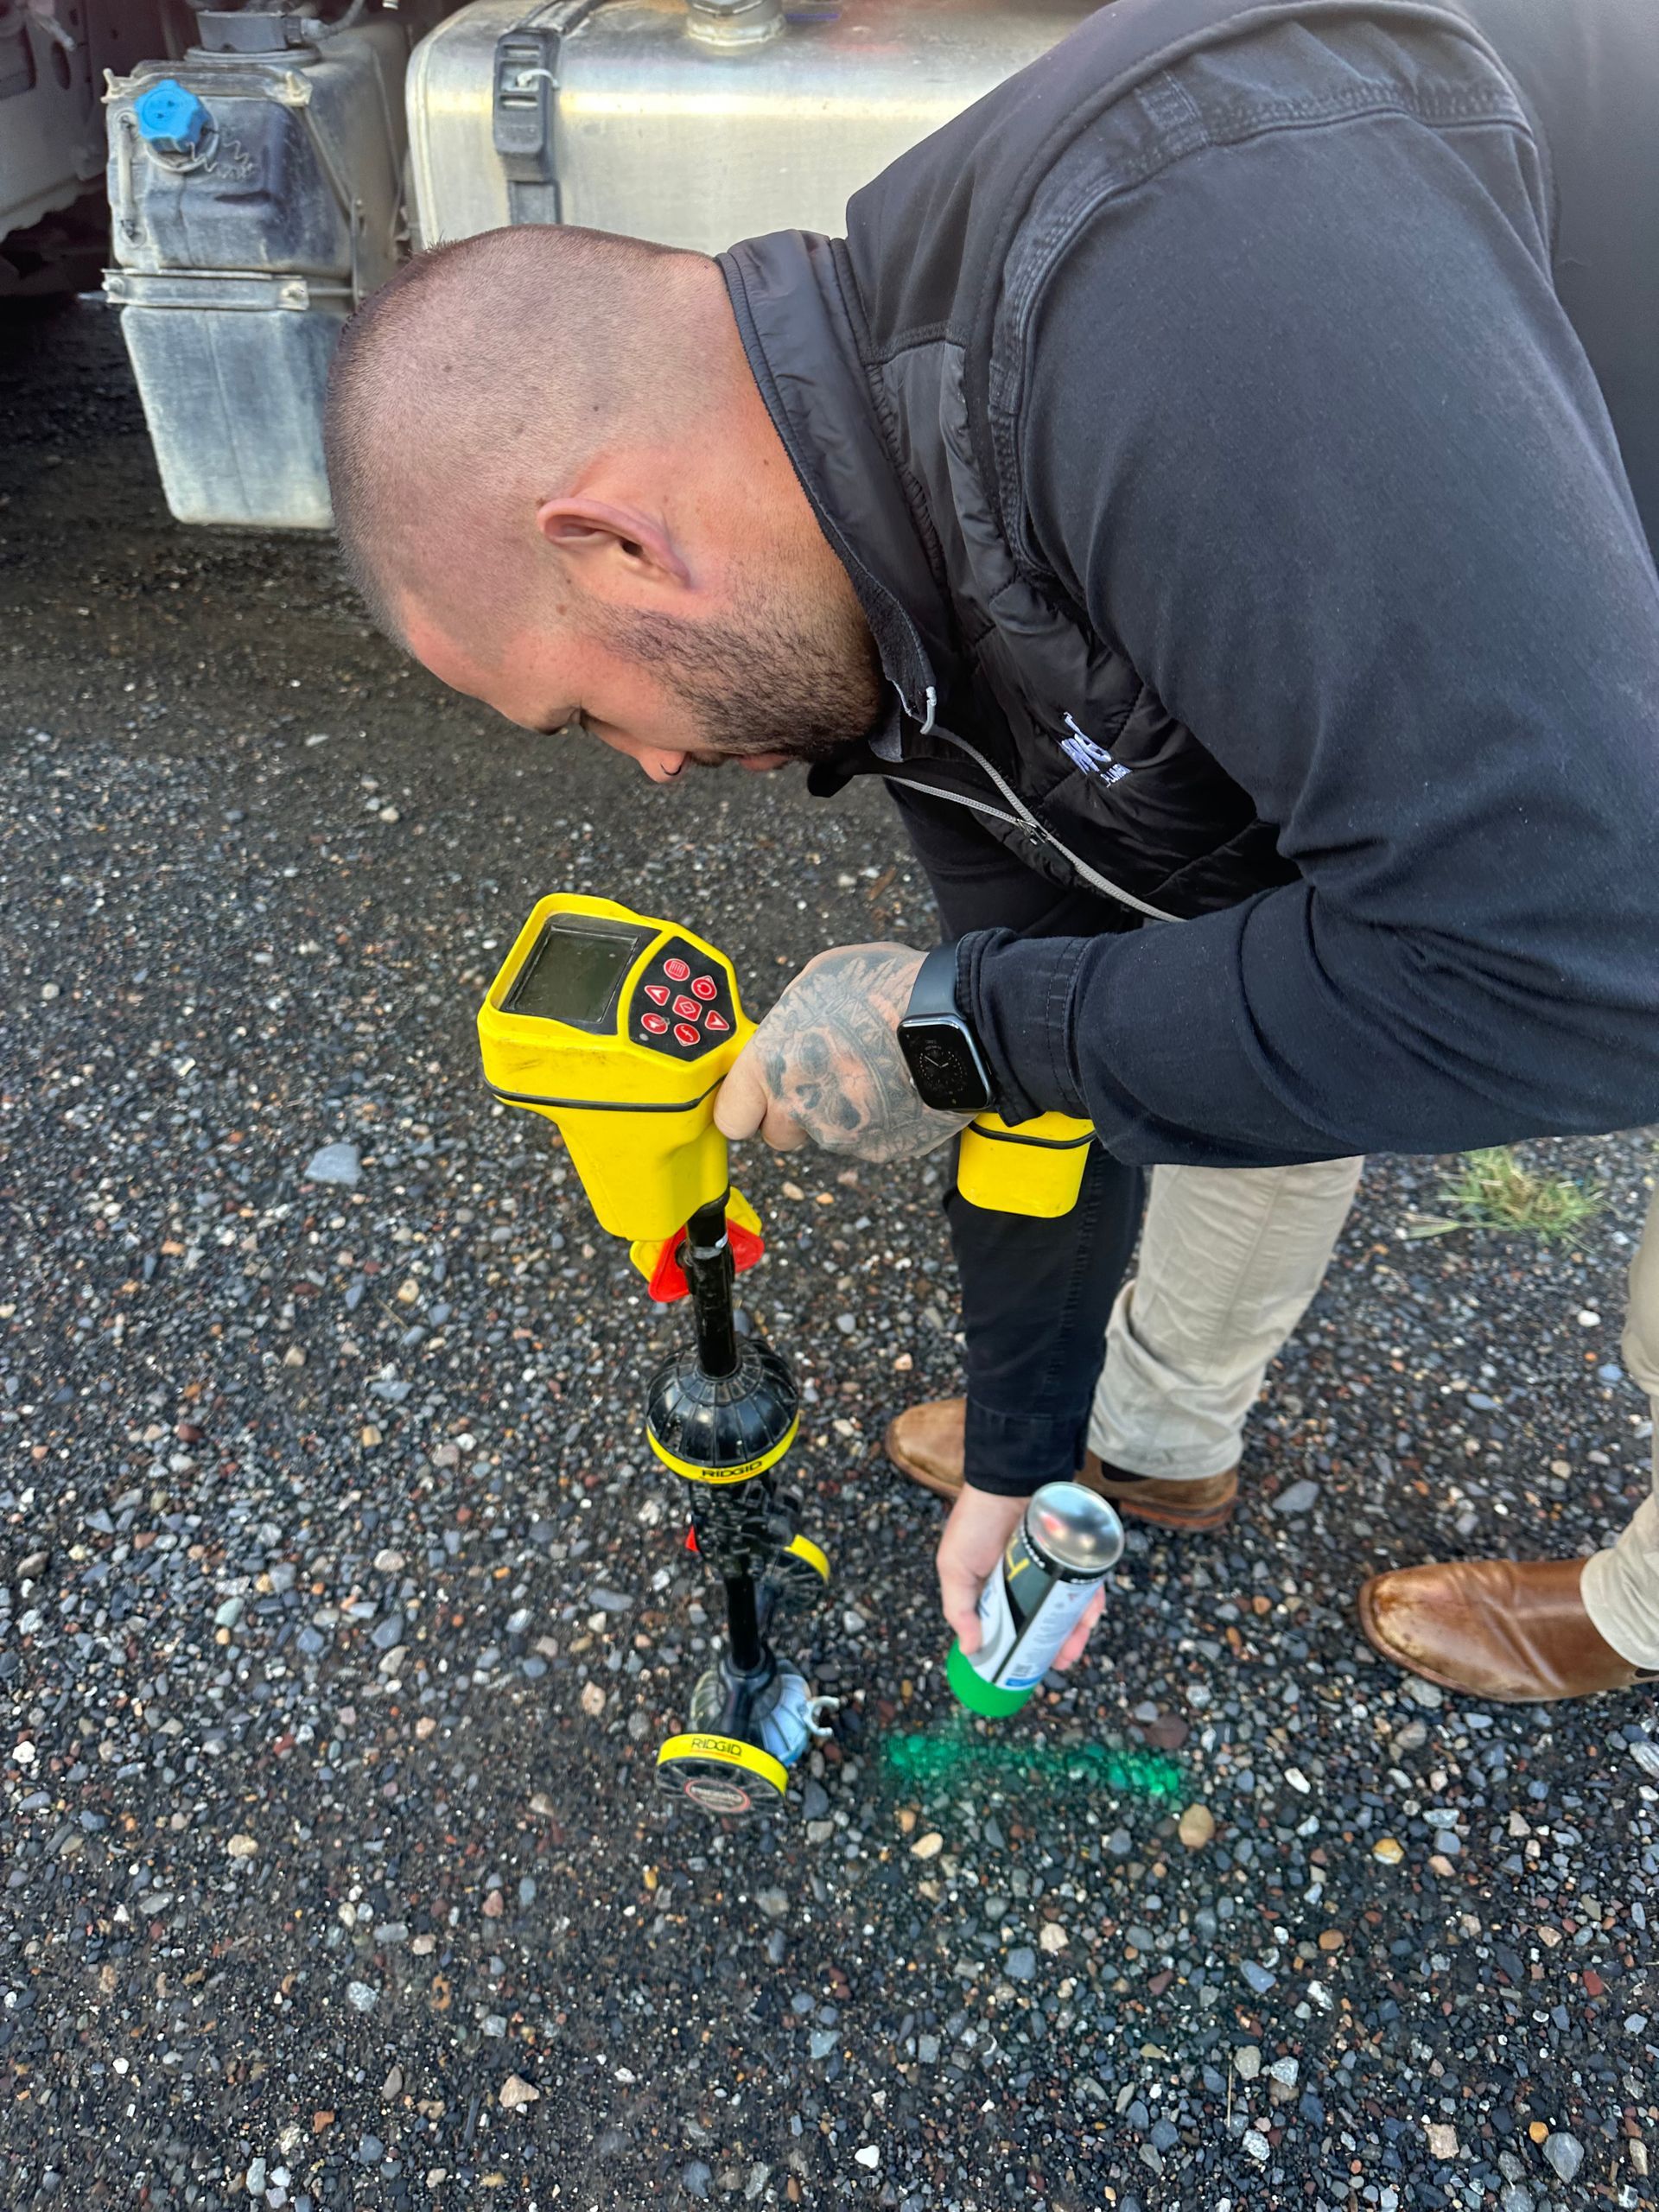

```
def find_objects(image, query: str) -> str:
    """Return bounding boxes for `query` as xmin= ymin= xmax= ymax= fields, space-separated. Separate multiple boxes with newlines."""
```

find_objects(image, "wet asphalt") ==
xmin=2 ymin=300 xmax=1656 ymax=2211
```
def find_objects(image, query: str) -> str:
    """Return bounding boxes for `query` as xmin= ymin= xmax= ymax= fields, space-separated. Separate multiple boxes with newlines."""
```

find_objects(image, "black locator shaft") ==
xmin=682 ymin=1196 xmax=738 ymax=1379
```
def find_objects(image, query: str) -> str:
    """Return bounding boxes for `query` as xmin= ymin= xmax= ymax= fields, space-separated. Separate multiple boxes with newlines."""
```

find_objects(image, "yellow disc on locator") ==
xmin=656 ymin=1732 xmax=788 ymax=1816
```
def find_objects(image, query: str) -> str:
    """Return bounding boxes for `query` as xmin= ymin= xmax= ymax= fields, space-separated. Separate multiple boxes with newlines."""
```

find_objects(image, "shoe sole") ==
xmin=886 ymin=1424 xmax=1236 ymax=1529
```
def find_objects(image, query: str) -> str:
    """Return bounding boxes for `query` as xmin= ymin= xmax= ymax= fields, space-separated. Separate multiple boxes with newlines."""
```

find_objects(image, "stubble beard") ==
xmin=591 ymin=570 xmax=885 ymax=766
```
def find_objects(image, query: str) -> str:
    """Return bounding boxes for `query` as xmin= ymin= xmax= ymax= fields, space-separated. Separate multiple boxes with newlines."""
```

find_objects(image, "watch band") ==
xmin=906 ymin=941 xmax=963 ymax=1023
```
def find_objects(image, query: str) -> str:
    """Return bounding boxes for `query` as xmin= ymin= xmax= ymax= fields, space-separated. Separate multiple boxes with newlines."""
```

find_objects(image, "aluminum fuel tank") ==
xmin=407 ymin=0 xmax=1096 ymax=253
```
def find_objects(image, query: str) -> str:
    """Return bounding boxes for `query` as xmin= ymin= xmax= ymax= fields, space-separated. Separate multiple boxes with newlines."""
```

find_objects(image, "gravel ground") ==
xmin=2 ymin=301 xmax=1656 ymax=2212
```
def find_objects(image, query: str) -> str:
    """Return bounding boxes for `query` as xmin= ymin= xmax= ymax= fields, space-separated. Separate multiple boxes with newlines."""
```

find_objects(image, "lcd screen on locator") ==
xmin=505 ymin=922 xmax=640 ymax=1029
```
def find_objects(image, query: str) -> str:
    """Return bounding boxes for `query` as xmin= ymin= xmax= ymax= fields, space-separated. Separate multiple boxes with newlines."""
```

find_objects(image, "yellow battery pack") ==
xmin=477 ymin=894 xmax=755 ymax=1243
xmin=957 ymin=1111 xmax=1095 ymax=1217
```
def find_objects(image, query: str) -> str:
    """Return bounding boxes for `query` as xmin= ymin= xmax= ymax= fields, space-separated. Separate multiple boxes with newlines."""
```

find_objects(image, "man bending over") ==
xmin=324 ymin=0 xmax=1659 ymax=1704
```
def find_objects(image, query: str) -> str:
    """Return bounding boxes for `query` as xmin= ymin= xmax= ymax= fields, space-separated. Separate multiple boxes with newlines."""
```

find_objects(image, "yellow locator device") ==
xmin=479 ymin=892 xmax=837 ymax=1817
xmin=477 ymin=893 xmax=754 ymax=1244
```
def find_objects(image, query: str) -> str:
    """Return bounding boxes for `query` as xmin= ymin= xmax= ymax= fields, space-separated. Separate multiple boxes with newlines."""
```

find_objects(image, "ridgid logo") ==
xmin=1058 ymin=711 xmax=1131 ymax=787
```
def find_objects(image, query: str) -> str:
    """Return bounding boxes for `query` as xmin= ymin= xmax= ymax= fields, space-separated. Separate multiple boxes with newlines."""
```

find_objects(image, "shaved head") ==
xmin=323 ymin=225 xmax=882 ymax=772
xmin=325 ymin=226 xmax=705 ymax=640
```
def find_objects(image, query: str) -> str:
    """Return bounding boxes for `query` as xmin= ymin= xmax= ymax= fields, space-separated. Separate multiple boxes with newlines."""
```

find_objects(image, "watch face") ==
xmin=899 ymin=1018 xmax=993 ymax=1112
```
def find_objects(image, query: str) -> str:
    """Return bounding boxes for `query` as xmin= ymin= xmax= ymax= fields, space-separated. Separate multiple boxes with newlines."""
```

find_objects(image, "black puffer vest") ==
xmin=720 ymin=0 xmax=1650 ymax=926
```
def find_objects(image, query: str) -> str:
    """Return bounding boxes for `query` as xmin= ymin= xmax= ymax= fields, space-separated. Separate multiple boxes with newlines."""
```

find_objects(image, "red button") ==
xmin=664 ymin=957 xmax=690 ymax=982
xmin=690 ymin=975 xmax=717 ymax=1001
xmin=673 ymin=1022 xmax=699 ymax=1046
xmin=641 ymin=1012 xmax=669 ymax=1035
xmin=672 ymin=995 xmax=701 ymax=1020
xmin=703 ymin=1010 xmax=730 ymax=1034
xmin=644 ymin=982 xmax=670 ymax=1006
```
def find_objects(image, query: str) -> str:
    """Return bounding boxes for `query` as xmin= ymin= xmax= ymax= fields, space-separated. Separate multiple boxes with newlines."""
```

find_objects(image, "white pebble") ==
xmin=302 ymin=1141 xmax=360 ymax=1188
xmin=1271 ymin=1478 xmax=1320 ymax=1516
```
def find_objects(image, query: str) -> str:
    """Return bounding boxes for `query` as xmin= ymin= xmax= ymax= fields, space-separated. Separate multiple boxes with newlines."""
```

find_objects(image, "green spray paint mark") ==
xmin=881 ymin=1714 xmax=1183 ymax=1806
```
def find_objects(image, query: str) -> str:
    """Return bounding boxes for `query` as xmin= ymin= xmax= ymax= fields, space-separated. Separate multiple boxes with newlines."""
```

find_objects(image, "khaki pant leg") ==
xmin=1088 ymin=1157 xmax=1365 ymax=1482
xmin=1580 ymin=1185 xmax=1659 ymax=1669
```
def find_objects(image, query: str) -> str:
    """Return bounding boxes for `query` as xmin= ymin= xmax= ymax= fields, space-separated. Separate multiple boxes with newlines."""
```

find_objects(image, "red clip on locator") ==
xmin=645 ymin=1211 xmax=766 ymax=1304
xmin=632 ymin=1188 xmax=766 ymax=1305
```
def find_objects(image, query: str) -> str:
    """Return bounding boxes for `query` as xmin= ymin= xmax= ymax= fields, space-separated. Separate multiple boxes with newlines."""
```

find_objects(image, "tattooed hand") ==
xmin=714 ymin=944 xmax=974 ymax=1166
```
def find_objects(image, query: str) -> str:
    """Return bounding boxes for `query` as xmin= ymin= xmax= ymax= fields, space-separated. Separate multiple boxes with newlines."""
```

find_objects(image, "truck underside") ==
xmin=0 ymin=2 xmax=185 ymax=295
xmin=4 ymin=0 xmax=1092 ymax=524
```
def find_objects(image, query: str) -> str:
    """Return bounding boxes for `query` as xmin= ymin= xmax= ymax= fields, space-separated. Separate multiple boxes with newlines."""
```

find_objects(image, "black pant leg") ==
xmin=944 ymin=1144 xmax=1145 ymax=1495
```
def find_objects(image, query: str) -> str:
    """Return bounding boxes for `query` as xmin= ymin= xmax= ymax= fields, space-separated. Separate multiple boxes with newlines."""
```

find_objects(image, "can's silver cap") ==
xmin=1027 ymin=1481 xmax=1125 ymax=1578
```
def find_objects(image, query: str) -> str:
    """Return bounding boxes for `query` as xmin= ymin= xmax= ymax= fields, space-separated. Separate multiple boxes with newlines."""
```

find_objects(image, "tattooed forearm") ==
xmin=741 ymin=944 xmax=973 ymax=1166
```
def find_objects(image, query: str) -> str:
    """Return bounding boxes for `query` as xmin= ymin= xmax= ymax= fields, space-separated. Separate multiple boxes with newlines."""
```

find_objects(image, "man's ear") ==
xmin=535 ymin=495 xmax=691 ymax=590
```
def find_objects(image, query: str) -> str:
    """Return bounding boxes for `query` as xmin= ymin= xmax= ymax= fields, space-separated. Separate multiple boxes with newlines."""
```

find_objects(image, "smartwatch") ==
xmin=897 ymin=942 xmax=996 ymax=1112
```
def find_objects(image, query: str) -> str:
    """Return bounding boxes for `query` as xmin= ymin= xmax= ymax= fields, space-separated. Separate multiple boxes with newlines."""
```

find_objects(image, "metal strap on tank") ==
xmin=103 ymin=270 xmax=352 ymax=312
xmin=493 ymin=1 xmax=599 ymax=225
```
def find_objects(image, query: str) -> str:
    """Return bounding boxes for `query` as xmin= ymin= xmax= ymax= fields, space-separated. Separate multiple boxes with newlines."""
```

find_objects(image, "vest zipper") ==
xmin=893 ymin=732 xmax=1180 ymax=925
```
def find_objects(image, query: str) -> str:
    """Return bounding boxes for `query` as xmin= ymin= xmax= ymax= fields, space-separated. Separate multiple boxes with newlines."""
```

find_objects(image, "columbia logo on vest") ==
xmin=1059 ymin=712 xmax=1131 ymax=787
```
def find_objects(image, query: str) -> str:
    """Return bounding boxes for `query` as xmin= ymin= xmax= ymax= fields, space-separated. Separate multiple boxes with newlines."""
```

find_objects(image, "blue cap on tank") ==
xmin=133 ymin=79 xmax=213 ymax=160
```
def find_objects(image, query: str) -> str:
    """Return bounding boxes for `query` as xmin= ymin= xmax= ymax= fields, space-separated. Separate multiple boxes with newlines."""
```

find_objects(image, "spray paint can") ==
xmin=947 ymin=1481 xmax=1125 ymax=1718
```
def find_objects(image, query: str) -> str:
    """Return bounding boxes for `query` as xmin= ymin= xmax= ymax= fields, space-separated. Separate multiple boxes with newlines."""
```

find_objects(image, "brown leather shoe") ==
xmin=1358 ymin=1556 xmax=1659 ymax=1703
xmin=1079 ymin=1449 xmax=1237 ymax=1532
xmin=884 ymin=1397 xmax=970 ymax=1500
xmin=883 ymin=1397 xmax=1237 ymax=1530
